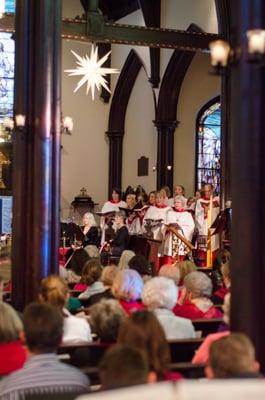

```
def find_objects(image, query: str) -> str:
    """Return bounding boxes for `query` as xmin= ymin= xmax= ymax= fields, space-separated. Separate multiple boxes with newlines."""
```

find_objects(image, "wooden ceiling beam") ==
xmin=0 ymin=13 xmax=221 ymax=51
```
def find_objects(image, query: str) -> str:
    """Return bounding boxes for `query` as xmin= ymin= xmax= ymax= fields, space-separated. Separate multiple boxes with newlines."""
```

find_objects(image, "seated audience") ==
xmin=39 ymin=275 xmax=92 ymax=343
xmin=89 ymin=299 xmax=126 ymax=342
xmin=112 ymin=270 xmax=145 ymax=314
xmin=159 ymin=264 xmax=180 ymax=286
xmin=118 ymin=310 xmax=182 ymax=381
xmin=99 ymin=344 xmax=156 ymax=389
xmin=0 ymin=303 xmax=90 ymax=398
xmin=192 ymin=293 xmax=231 ymax=364
xmin=205 ymin=333 xmax=262 ymax=379
xmin=128 ymin=255 xmax=152 ymax=282
xmin=78 ymin=258 xmax=104 ymax=300
xmin=118 ymin=250 xmax=136 ymax=270
xmin=87 ymin=265 xmax=118 ymax=306
xmin=173 ymin=271 xmax=223 ymax=319
xmin=0 ymin=302 xmax=26 ymax=375
xmin=142 ymin=277 xmax=195 ymax=339
xmin=84 ymin=244 xmax=100 ymax=259
xmin=65 ymin=243 xmax=90 ymax=284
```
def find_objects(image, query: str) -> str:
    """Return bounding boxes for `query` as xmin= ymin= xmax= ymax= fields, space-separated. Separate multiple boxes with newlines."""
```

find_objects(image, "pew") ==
xmin=168 ymin=338 xmax=203 ymax=362
xmin=192 ymin=318 xmax=223 ymax=336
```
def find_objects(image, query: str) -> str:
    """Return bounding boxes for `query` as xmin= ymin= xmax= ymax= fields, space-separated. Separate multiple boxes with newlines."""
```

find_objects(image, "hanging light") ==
xmin=209 ymin=40 xmax=231 ymax=67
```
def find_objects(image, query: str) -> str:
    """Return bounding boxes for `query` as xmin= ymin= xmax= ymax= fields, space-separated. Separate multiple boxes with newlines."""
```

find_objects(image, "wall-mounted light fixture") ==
xmin=62 ymin=116 xmax=74 ymax=134
xmin=15 ymin=114 xmax=26 ymax=127
xmin=167 ymin=165 xmax=172 ymax=171
xmin=209 ymin=29 xmax=265 ymax=74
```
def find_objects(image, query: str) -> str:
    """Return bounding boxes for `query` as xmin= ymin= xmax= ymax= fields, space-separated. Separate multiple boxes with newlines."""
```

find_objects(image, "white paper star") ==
xmin=65 ymin=45 xmax=119 ymax=100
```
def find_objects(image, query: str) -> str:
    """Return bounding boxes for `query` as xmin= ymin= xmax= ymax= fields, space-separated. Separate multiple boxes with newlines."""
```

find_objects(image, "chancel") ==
xmin=0 ymin=0 xmax=265 ymax=397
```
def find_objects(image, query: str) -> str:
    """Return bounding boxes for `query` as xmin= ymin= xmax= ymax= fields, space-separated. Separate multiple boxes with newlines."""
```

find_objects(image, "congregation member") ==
xmin=173 ymin=271 xmax=223 ymax=319
xmin=158 ymin=264 xmax=180 ymax=286
xmin=212 ymin=261 xmax=231 ymax=303
xmin=0 ymin=302 xmax=26 ymax=376
xmin=0 ymin=303 xmax=90 ymax=399
xmin=117 ymin=250 xmax=136 ymax=270
xmin=163 ymin=196 xmax=195 ymax=263
xmin=176 ymin=260 xmax=197 ymax=286
xmin=87 ymin=265 xmax=118 ymax=306
xmin=192 ymin=293 xmax=230 ymax=364
xmin=78 ymin=258 xmax=105 ymax=300
xmin=39 ymin=275 xmax=92 ymax=343
xmin=118 ymin=310 xmax=182 ymax=381
xmin=89 ymin=299 xmax=126 ymax=342
xmin=195 ymin=183 xmax=220 ymax=266
xmin=205 ymin=333 xmax=262 ymax=379
xmin=142 ymin=277 xmax=195 ymax=340
xmin=112 ymin=269 xmax=144 ymax=314
xmin=99 ymin=344 xmax=156 ymax=389
xmin=128 ymin=254 xmax=152 ymax=282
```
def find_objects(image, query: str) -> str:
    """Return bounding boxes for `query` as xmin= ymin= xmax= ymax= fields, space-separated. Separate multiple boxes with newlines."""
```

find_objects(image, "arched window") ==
xmin=195 ymin=96 xmax=221 ymax=194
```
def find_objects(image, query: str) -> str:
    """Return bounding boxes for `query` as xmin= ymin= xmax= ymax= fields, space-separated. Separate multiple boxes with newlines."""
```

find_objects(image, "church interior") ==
xmin=1 ymin=0 xmax=265 ymax=398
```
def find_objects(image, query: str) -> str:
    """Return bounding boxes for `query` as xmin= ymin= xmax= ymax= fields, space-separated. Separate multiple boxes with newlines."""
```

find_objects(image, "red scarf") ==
xmin=173 ymin=208 xmax=186 ymax=212
xmin=110 ymin=199 xmax=120 ymax=204
xmin=155 ymin=204 xmax=167 ymax=209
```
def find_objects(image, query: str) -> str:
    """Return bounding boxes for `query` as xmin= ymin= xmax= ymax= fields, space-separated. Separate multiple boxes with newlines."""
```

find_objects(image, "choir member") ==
xmin=148 ymin=191 xmax=156 ymax=206
xmin=195 ymin=183 xmax=220 ymax=266
xmin=163 ymin=196 xmax=195 ymax=263
xmin=100 ymin=188 xmax=127 ymax=244
xmin=143 ymin=191 xmax=171 ymax=241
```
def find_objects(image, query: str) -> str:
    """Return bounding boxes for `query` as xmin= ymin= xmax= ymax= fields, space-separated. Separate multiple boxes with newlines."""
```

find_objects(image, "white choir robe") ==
xmin=100 ymin=200 xmax=127 ymax=245
xmin=164 ymin=210 xmax=195 ymax=257
xmin=126 ymin=216 xmax=143 ymax=235
xmin=195 ymin=197 xmax=220 ymax=252
xmin=143 ymin=205 xmax=171 ymax=257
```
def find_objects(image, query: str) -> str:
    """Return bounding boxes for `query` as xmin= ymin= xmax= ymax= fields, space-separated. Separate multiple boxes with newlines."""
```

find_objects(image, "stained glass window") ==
xmin=5 ymin=0 xmax=15 ymax=13
xmin=196 ymin=98 xmax=221 ymax=194
xmin=0 ymin=31 xmax=14 ymax=123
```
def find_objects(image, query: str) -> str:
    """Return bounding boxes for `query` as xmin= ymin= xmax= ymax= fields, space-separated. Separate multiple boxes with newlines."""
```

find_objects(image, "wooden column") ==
xmin=229 ymin=0 xmax=265 ymax=371
xmin=106 ymin=131 xmax=124 ymax=197
xmin=154 ymin=120 xmax=177 ymax=191
xmin=12 ymin=0 xmax=61 ymax=310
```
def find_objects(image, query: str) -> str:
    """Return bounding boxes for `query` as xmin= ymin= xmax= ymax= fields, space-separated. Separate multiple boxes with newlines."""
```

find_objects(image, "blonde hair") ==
xmin=39 ymin=275 xmax=68 ymax=310
xmin=118 ymin=250 xmax=135 ymax=271
xmin=0 ymin=302 xmax=23 ymax=343
xmin=176 ymin=260 xmax=197 ymax=282
xmin=159 ymin=264 xmax=180 ymax=285
xmin=126 ymin=194 xmax=136 ymax=208
xmin=101 ymin=265 xmax=118 ymax=287
xmin=112 ymin=270 xmax=144 ymax=301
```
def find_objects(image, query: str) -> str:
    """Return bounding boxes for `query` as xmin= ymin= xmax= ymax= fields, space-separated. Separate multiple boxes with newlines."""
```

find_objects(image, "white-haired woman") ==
xmin=163 ymin=195 xmax=195 ymax=264
xmin=173 ymin=271 xmax=223 ymax=319
xmin=112 ymin=269 xmax=145 ymax=314
xmin=82 ymin=212 xmax=99 ymax=247
xmin=142 ymin=277 xmax=195 ymax=340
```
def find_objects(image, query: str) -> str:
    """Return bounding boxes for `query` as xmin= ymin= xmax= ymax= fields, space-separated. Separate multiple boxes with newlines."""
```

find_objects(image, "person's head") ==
xmin=118 ymin=250 xmax=136 ymax=271
xmin=101 ymin=265 xmax=118 ymax=287
xmin=99 ymin=344 xmax=156 ymax=389
xmin=39 ymin=275 xmax=68 ymax=310
xmin=89 ymin=299 xmax=126 ymax=342
xmin=221 ymin=262 xmax=231 ymax=288
xmin=23 ymin=302 xmax=63 ymax=354
xmin=82 ymin=258 xmax=103 ymax=285
xmin=115 ymin=210 xmax=126 ymax=227
xmin=184 ymin=271 xmax=213 ymax=299
xmin=203 ymin=183 xmax=213 ymax=200
xmin=112 ymin=270 xmax=144 ymax=301
xmin=155 ymin=191 xmax=165 ymax=206
xmin=0 ymin=302 xmax=23 ymax=344
xmin=159 ymin=264 xmax=180 ymax=286
xmin=126 ymin=194 xmax=136 ymax=209
xmin=176 ymin=260 xmax=197 ymax=284
xmin=174 ymin=195 xmax=186 ymax=210
xmin=175 ymin=185 xmax=185 ymax=196
xmin=128 ymin=255 xmax=152 ymax=277
xmin=84 ymin=244 xmax=100 ymax=258
xmin=161 ymin=186 xmax=171 ymax=198
xmin=148 ymin=191 xmax=156 ymax=205
xmin=142 ymin=277 xmax=178 ymax=310
xmin=206 ymin=333 xmax=260 ymax=379
xmin=111 ymin=188 xmax=122 ymax=202
xmin=118 ymin=310 xmax=170 ymax=377
xmin=82 ymin=212 xmax=97 ymax=227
